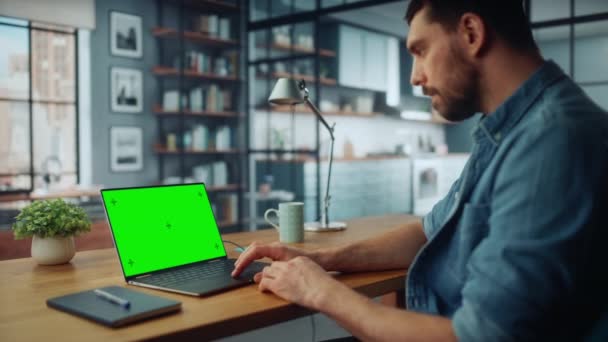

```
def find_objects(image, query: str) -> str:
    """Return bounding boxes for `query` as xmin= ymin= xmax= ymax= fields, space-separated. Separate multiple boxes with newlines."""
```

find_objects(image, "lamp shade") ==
xmin=268 ymin=78 xmax=304 ymax=105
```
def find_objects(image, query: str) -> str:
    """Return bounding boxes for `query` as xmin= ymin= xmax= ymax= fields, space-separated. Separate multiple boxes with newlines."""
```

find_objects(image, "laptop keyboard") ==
xmin=141 ymin=259 xmax=234 ymax=288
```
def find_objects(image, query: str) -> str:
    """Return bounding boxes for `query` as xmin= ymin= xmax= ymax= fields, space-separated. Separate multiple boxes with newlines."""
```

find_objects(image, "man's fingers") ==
xmin=232 ymin=244 xmax=268 ymax=276
xmin=232 ymin=243 xmax=286 ymax=277
xmin=262 ymin=264 xmax=285 ymax=278
xmin=258 ymin=276 xmax=273 ymax=293
xmin=253 ymin=271 xmax=263 ymax=283
xmin=234 ymin=242 xmax=259 ymax=267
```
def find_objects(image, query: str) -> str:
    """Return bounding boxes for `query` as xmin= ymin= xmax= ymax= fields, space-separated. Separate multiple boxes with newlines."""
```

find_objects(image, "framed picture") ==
xmin=110 ymin=11 xmax=143 ymax=58
xmin=110 ymin=126 xmax=143 ymax=172
xmin=111 ymin=67 xmax=143 ymax=113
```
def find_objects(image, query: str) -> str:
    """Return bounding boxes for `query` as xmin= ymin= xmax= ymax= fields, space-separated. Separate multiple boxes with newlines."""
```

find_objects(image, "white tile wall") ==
xmin=303 ymin=158 xmax=412 ymax=222
xmin=251 ymin=110 xmax=445 ymax=158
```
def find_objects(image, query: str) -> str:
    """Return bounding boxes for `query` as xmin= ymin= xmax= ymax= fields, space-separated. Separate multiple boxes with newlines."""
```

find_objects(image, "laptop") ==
xmin=100 ymin=183 xmax=267 ymax=296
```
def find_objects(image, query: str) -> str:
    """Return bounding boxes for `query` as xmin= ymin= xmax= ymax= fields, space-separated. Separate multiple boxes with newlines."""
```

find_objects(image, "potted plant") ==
xmin=12 ymin=199 xmax=91 ymax=265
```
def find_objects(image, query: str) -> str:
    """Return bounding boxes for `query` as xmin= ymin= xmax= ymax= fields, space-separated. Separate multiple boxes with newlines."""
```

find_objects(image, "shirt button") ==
xmin=494 ymin=132 xmax=502 ymax=141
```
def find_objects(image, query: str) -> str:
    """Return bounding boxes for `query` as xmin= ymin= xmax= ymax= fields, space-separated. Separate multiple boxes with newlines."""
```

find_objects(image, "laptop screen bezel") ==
xmin=100 ymin=183 xmax=229 ymax=280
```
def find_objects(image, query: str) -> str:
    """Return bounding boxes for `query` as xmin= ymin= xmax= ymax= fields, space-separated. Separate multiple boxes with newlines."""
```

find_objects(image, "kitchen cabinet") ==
xmin=338 ymin=25 xmax=365 ymax=88
xmin=364 ymin=31 xmax=388 ymax=91
xmin=338 ymin=25 xmax=388 ymax=91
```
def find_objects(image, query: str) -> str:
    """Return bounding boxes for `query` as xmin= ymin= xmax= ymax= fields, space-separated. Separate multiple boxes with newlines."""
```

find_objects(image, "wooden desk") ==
xmin=0 ymin=214 xmax=416 ymax=341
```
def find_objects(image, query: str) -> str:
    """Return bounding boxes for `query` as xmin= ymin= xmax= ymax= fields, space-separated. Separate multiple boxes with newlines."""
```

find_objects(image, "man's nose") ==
xmin=410 ymin=60 xmax=425 ymax=86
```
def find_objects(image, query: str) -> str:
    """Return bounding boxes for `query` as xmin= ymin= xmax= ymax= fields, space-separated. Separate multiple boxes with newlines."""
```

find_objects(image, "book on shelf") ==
xmin=193 ymin=15 xmax=218 ymax=35
xmin=185 ymin=51 xmax=211 ymax=73
xmin=218 ymin=18 xmax=231 ymax=40
xmin=215 ymin=125 xmax=231 ymax=150
xmin=163 ymin=90 xmax=180 ymax=111
xmin=212 ymin=161 xmax=227 ymax=186
xmin=192 ymin=164 xmax=212 ymax=184
xmin=215 ymin=57 xmax=229 ymax=76
xmin=222 ymin=90 xmax=232 ymax=110
xmin=218 ymin=194 xmax=238 ymax=223
xmin=206 ymin=84 xmax=220 ymax=111
xmin=180 ymin=51 xmax=237 ymax=77
xmin=216 ymin=88 xmax=224 ymax=111
xmin=227 ymin=52 xmax=238 ymax=76
xmin=191 ymin=124 xmax=209 ymax=150
xmin=189 ymin=87 xmax=205 ymax=112
xmin=188 ymin=86 xmax=231 ymax=112
xmin=191 ymin=160 xmax=225 ymax=187
xmin=200 ymin=53 xmax=211 ymax=73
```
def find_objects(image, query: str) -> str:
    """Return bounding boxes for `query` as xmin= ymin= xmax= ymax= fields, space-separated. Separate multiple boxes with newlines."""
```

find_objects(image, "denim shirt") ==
xmin=406 ymin=61 xmax=608 ymax=341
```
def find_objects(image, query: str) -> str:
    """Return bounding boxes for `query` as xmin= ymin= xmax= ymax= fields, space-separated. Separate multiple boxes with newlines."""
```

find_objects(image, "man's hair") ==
xmin=405 ymin=0 xmax=538 ymax=52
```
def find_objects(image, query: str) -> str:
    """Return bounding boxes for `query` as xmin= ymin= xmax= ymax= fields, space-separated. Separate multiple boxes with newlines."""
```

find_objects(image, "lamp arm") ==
xmin=322 ymin=132 xmax=335 ymax=226
xmin=302 ymin=94 xmax=335 ymax=227
xmin=298 ymin=79 xmax=336 ymax=227
xmin=299 ymin=80 xmax=335 ymax=141
xmin=303 ymin=96 xmax=335 ymax=141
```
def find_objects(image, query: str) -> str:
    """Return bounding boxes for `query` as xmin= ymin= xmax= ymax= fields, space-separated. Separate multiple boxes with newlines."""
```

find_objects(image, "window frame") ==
xmin=0 ymin=17 xmax=79 ymax=195
xmin=527 ymin=0 xmax=608 ymax=103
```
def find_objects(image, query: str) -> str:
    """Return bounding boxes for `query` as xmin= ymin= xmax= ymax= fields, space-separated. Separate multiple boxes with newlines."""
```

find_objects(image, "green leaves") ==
xmin=12 ymin=199 xmax=91 ymax=239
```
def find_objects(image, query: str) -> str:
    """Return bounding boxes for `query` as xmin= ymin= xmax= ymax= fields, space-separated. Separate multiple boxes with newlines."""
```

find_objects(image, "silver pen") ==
xmin=94 ymin=288 xmax=131 ymax=309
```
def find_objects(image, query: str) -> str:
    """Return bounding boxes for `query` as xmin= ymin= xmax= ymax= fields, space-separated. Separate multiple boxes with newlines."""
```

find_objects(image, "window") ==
xmin=530 ymin=0 xmax=608 ymax=110
xmin=0 ymin=16 xmax=78 ymax=193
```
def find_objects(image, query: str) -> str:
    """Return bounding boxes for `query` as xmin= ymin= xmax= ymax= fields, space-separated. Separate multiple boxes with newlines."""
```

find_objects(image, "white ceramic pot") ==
xmin=31 ymin=236 xmax=76 ymax=265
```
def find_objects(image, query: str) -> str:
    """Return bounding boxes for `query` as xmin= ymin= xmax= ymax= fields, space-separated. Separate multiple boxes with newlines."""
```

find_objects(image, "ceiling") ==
xmin=329 ymin=0 xmax=608 ymax=42
xmin=327 ymin=1 xmax=410 ymax=37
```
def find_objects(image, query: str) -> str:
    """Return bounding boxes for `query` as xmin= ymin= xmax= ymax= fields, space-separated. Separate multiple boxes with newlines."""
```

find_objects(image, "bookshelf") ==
xmin=153 ymin=105 xmax=240 ymax=119
xmin=256 ymin=42 xmax=336 ymax=57
xmin=152 ymin=27 xmax=240 ymax=47
xmin=155 ymin=0 xmax=244 ymax=230
xmin=152 ymin=66 xmax=240 ymax=81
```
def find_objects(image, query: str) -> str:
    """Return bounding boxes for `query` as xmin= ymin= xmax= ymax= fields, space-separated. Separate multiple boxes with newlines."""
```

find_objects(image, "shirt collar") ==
xmin=472 ymin=60 xmax=567 ymax=144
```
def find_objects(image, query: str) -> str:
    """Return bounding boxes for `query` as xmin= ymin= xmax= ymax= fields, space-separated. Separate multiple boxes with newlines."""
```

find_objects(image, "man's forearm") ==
xmin=311 ymin=218 xmax=427 ymax=272
xmin=314 ymin=279 xmax=456 ymax=342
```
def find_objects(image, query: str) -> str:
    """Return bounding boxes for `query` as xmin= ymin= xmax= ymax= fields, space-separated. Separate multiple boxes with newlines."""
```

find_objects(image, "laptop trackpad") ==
xmin=236 ymin=261 xmax=268 ymax=281
xmin=177 ymin=262 xmax=267 ymax=296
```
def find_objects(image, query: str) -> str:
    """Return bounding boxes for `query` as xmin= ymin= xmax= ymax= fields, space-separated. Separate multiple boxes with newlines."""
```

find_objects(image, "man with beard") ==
xmin=233 ymin=0 xmax=608 ymax=340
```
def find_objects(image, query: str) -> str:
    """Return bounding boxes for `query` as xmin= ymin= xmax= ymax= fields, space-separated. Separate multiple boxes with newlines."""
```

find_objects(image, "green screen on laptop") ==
xmin=101 ymin=184 xmax=226 ymax=277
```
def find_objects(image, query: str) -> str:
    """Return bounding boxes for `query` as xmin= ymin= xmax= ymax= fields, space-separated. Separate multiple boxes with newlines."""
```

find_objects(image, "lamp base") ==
xmin=304 ymin=221 xmax=347 ymax=232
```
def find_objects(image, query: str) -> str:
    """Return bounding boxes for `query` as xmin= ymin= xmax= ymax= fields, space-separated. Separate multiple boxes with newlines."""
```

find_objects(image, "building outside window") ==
xmin=0 ymin=16 xmax=78 ymax=194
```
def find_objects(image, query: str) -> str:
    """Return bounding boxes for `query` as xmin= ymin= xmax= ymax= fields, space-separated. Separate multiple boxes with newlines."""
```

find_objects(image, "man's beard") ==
xmin=425 ymin=45 xmax=480 ymax=122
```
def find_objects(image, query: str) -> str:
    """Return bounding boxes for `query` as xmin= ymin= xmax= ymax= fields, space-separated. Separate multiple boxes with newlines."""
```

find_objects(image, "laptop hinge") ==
xmin=134 ymin=274 xmax=152 ymax=279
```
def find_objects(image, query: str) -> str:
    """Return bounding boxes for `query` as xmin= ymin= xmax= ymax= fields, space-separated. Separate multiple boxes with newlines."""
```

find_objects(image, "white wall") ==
xmin=251 ymin=110 xmax=445 ymax=158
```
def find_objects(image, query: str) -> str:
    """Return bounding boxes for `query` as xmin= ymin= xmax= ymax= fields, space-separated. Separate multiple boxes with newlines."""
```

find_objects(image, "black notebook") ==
xmin=47 ymin=286 xmax=182 ymax=327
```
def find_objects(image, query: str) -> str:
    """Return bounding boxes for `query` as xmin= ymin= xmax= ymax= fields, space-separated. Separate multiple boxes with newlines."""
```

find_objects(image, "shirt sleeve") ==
xmin=452 ymin=115 xmax=608 ymax=341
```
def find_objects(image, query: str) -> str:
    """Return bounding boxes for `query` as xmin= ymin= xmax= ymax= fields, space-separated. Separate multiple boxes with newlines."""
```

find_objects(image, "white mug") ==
xmin=264 ymin=202 xmax=304 ymax=243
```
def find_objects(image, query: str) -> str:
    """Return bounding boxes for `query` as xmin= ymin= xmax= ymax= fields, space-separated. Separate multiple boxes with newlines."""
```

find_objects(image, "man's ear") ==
xmin=458 ymin=12 xmax=486 ymax=57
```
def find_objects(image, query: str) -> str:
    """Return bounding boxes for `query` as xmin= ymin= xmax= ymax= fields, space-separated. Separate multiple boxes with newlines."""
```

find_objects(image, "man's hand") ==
xmin=231 ymin=241 xmax=310 ymax=278
xmin=257 ymin=256 xmax=341 ymax=309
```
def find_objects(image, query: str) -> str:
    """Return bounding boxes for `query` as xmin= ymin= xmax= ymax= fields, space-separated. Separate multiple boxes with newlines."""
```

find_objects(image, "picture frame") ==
xmin=110 ymin=126 xmax=143 ymax=172
xmin=110 ymin=11 xmax=143 ymax=58
xmin=111 ymin=67 xmax=143 ymax=113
